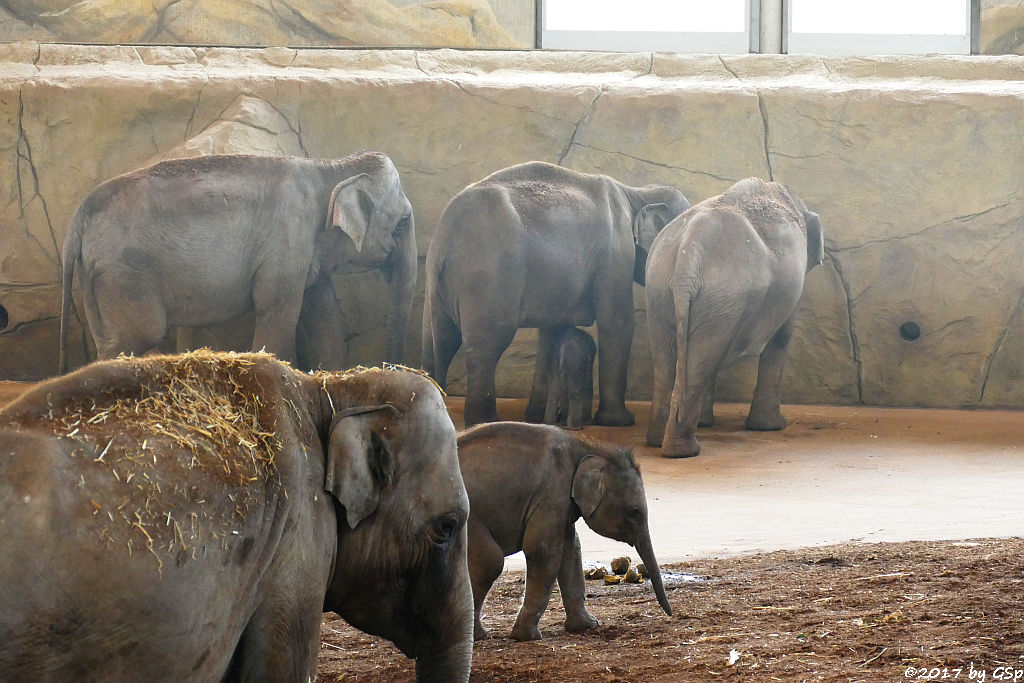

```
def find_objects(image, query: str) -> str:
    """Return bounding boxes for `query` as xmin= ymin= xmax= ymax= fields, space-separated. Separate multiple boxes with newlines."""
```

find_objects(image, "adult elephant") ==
xmin=645 ymin=178 xmax=824 ymax=458
xmin=0 ymin=352 xmax=472 ymax=681
xmin=422 ymin=161 xmax=689 ymax=428
xmin=58 ymin=152 xmax=416 ymax=373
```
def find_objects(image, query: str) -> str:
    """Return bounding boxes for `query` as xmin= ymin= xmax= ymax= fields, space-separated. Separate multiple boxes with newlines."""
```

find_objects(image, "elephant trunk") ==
xmin=413 ymin=563 xmax=474 ymax=682
xmin=636 ymin=533 xmax=672 ymax=616
xmin=414 ymin=637 xmax=473 ymax=683
xmin=385 ymin=214 xmax=417 ymax=363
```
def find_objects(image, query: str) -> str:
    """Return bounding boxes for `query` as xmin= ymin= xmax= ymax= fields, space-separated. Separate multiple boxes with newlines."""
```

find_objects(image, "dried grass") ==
xmin=44 ymin=350 xmax=285 ymax=569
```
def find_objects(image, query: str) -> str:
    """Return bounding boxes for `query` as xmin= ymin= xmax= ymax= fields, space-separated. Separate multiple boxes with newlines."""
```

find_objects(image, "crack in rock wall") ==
xmin=1 ymin=45 xmax=1022 ymax=412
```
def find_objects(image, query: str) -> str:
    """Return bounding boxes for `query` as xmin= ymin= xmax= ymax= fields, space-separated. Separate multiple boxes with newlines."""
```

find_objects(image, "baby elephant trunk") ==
xmin=636 ymin=534 xmax=672 ymax=616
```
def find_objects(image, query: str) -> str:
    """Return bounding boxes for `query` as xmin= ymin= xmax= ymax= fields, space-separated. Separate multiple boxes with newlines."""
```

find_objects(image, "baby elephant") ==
xmin=542 ymin=326 xmax=596 ymax=430
xmin=458 ymin=422 xmax=671 ymax=641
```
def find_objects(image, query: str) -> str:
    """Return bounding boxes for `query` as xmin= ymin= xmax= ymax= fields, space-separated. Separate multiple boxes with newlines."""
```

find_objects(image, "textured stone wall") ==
xmin=1 ymin=44 xmax=1022 ymax=411
xmin=0 ymin=0 xmax=532 ymax=48
xmin=2 ymin=1 xmax=1023 ymax=54
xmin=983 ymin=0 xmax=1024 ymax=54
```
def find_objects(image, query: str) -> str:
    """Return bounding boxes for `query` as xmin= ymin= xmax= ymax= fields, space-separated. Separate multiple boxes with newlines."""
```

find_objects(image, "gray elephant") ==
xmin=0 ymin=352 xmax=472 ymax=681
xmin=645 ymin=178 xmax=824 ymax=458
xmin=421 ymin=161 xmax=689 ymax=428
xmin=458 ymin=422 xmax=671 ymax=642
xmin=543 ymin=326 xmax=596 ymax=431
xmin=59 ymin=152 xmax=416 ymax=373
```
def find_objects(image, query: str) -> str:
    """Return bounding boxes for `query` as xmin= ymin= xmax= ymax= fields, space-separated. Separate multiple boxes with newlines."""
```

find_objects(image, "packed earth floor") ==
xmin=1 ymin=385 xmax=1021 ymax=681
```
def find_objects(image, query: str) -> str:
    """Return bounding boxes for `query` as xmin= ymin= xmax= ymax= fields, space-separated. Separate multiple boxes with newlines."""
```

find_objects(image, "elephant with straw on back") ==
xmin=59 ymin=152 xmax=416 ymax=373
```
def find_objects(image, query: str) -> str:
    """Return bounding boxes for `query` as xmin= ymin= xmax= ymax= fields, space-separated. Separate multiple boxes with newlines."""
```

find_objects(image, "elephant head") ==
xmin=630 ymin=186 xmax=691 ymax=285
xmin=320 ymin=368 xmax=473 ymax=682
xmin=327 ymin=155 xmax=417 ymax=362
xmin=571 ymin=447 xmax=672 ymax=616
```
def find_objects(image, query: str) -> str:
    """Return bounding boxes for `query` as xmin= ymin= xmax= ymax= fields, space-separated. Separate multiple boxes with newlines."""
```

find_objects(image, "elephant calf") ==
xmin=458 ymin=422 xmax=671 ymax=641
xmin=543 ymin=326 xmax=596 ymax=430
xmin=645 ymin=177 xmax=824 ymax=458
xmin=0 ymin=352 xmax=473 ymax=681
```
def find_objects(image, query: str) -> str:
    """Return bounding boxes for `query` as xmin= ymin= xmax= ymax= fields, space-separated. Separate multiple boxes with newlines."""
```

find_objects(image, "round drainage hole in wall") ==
xmin=899 ymin=321 xmax=921 ymax=342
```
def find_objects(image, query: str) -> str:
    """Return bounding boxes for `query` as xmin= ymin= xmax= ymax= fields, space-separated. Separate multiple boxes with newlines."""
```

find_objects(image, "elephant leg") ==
xmin=662 ymin=324 xmax=728 ymax=458
xmin=296 ymin=278 xmax=346 ymax=371
xmin=513 ymin=551 xmax=560 ymax=642
xmin=525 ymin=325 xmax=570 ymax=423
xmin=543 ymin=373 xmax=564 ymax=426
xmin=646 ymin=301 xmax=677 ymax=447
xmin=422 ymin=297 xmax=462 ymax=390
xmin=593 ymin=299 xmax=635 ymax=427
xmin=746 ymin=316 xmax=795 ymax=431
xmin=462 ymin=322 xmax=516 ymax=428
xmin=89 ymin=278 xmax=167 ymax=360
xmin=251 ymin=270 xmax=304 ymax=363
xmin=558 ymin=530 xmax=599 ymax=633
xmin=698 ymin=374 xmax=717 ymax=428
xmin=467 ymin=520 xmax=504 ymax=641
xmin=225 ymin=596 xmax=322 ymax=681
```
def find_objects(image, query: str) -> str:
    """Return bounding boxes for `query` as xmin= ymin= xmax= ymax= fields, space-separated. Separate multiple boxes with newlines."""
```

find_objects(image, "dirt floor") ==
xmin=318 ymin=537 xmax=1024 ymax=682
xmin=3 ymin=382 xmax=1022 ymax=681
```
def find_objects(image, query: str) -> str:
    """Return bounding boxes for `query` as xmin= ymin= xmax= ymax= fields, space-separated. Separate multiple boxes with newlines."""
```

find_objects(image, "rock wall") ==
xmin=1 ymin=44 xmax=1022 ymax=410
xmin=0 ymin=0 xmax=532 ymax=48
xmin=1 ymin=1 xmax=1022 ymax=54
xmin=983 ymin=0 xmax=1024 ymax=54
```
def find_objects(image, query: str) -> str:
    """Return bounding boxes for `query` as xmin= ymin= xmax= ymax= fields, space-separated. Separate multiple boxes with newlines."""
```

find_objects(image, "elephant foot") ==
xmin=474 ymin=621 xmax=489 ymax=642
xmin=594 ymin=406 xmax=635 ymax=427
xmin=661 ymin=436 xmax=701 ymax=458
xmin=564 ymin=612 xmax=600 ymax=633
xmin=745 ymin=411 xmax=787 ymax=431
xmin=510 ymin=622 xmax=543 ymax=642
xmin=698 ymin=414 xmax=715 ymax=429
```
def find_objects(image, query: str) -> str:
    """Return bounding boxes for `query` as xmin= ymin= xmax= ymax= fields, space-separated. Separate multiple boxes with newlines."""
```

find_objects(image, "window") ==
xmin=538 ymin=0 xmax=978 ymax=55
xmin=540 ymin=0 xmax=756 ymax=53
xmin=786 ymin=0 xmax=973 ymax=55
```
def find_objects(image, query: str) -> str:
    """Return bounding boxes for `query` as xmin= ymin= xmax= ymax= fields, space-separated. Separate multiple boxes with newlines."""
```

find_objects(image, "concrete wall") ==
xmin=1 ymin=1 xmax=1022 ymax=54
xmin=1 ymin=44 xmax=1022 ymax=411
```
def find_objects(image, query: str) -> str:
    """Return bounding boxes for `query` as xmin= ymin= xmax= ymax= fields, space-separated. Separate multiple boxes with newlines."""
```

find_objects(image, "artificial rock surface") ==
xmin=0 ymin=45 xmax=1022 ymax=410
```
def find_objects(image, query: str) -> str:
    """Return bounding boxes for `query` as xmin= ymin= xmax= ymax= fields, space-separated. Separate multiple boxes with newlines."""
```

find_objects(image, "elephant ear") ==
xmin=324 ymin=404 xmax=398 ymax=529
xmin=633 ymin=203 xmax=673 ymax=253
xmin=327 ymin=173 xmax=375 ymax=253
xmin=803 ymin=210 xmax=824 ymax=268
xmin=571 ymin=455 xmax=607 ymax=518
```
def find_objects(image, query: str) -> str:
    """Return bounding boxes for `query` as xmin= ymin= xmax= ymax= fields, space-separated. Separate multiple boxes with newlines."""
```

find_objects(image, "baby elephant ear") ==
xmin=803 ymin=210 xmax=824 ymax=268
xmin=324 ymin=404 xmax=397 ymax=529
xmin=571 ymin=455 xmax=607 ymax=518
xmin=327 ymin=173 xmax=374 ymax=252
xmin=633 ymin=203 xmax=672 ymax=253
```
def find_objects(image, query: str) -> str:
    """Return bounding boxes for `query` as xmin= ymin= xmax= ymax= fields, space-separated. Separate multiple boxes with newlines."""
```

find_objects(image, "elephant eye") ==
xmin=429 ymin=510 xmax=464 ymax=546
xmin=394 ymin=215 xmax=411 ymax=234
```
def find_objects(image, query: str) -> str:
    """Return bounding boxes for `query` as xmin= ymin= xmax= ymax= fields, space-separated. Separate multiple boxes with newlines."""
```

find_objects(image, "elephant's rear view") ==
xmin=645 ymin=178 xmax=824 ymax=458
xmin=421 ymin=161 xmax=689 ymax=428
xmin=59 ymin=152 xmax=417 ymax=373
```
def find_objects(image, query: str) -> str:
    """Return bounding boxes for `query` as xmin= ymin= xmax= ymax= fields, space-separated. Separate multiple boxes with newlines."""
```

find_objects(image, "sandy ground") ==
xmin=443 ymin=397 xmax=1024 ymax=570
xmin=3 ymin=380 xmax=1021 ymax=565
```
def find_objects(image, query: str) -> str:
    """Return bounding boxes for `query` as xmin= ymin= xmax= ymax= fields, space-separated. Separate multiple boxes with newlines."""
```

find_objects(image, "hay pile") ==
xmin=50 ymin=350 xmax=284 ymax=568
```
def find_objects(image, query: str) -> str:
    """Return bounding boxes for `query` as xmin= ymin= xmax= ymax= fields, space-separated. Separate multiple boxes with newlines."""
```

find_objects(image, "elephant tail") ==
xmin=58 ymin=209 xmax=85 ymax=374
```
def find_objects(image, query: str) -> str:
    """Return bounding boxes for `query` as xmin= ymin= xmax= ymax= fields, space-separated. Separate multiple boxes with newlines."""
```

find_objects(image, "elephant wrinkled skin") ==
xmin=645 ymin=178 xmax=824 ymax=458
xmin=0 ymin=352 xmax=472 ymax=682
xmin=422 ymin=161 xmax=689 ymax=428
xmin=59 ymin=152 xmax=417 ymax=373
xmin=458 ymin=422 xmax=671 ymax=642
